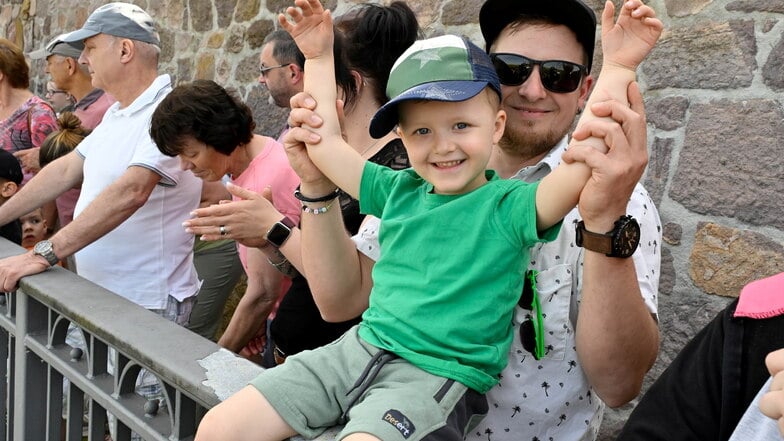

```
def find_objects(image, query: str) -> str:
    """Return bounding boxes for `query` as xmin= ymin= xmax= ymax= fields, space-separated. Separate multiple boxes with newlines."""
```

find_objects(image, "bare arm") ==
xmin=563 ymin=83 xmax=659 ymax=406
xmin=280 ymin=0 xmax=365 ymax=198
xmin=0 ymin=164 xmax=160 ymax=291
xmin=0 ymin=150 xmax=84 ymax=226
xmin=535 ymin=0 xmax=662 ymax=230
xmin=50 ymin=166 xmax=160 ymax=258
xmin=218 ymin=246 xmax=281 ymax=353
xmin=281 ymin=92 xmax=374 ymax=321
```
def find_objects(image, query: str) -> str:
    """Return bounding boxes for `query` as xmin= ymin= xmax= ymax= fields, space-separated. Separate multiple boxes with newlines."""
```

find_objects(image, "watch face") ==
xmin=34 ymin=240 xmax=51 ymax=254
xmin=614 ymin=218 xmax=641 ymax=258
xmin=266 ymin=222 xmax=292 ymax=248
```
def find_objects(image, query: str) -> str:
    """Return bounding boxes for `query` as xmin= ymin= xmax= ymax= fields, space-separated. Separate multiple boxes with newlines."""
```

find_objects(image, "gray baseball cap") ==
xmin=62 ymin=2 xmax=159 ymax=46
xmin=27 ymin=32 xmax=84 ymax=60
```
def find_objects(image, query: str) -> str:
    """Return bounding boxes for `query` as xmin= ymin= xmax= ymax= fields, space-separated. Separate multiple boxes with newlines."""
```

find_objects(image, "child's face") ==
xmin=397 ymin=92 xmax=506 ymax=195
xmin=20 ymin=209 xmax=47 ymax=248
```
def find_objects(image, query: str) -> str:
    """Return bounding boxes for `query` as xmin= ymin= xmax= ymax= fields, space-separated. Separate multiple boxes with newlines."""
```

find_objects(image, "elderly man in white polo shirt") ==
xmin=0 ymin=4 xmax=201 ymax=430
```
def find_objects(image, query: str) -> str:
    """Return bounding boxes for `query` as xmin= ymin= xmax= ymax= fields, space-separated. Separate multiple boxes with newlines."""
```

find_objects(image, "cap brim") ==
xmin=369 ymin=81 xmax=489 ymax=139
xmin=61 ymin=28 xmax=100 ymax=43
xmin=27 ymin=48 xmax=48 ymax=60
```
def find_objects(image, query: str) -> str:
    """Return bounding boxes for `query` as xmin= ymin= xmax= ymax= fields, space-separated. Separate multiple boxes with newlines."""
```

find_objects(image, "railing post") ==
xmin=13 ymin=291 xmax=48 ymax=441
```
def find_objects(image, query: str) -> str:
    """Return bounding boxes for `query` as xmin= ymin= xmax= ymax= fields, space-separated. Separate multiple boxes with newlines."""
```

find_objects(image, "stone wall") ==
xmin=4 ymin=0 xmax=784 ymax=438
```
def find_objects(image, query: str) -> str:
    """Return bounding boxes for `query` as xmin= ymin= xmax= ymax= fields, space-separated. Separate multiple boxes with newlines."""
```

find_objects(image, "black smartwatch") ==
xmin=575 ymin=215 xmax=640 ymax=258
xmin=265 ymin=217 xmax=296 ymax=248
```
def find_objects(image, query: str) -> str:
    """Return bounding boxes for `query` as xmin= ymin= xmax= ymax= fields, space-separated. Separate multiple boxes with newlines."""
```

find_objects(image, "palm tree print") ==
xmin=511 ymin=405 xmax=521 ymax=417
xmin=484 ymin=428 xmax=493 ymax=441
xmin=567 ymin=360 xmax=577 ymax=372
xmin=541 ymin=381 xmax=550 ymax=396
xmin=557 ymin=414 xmax=567 ymax=426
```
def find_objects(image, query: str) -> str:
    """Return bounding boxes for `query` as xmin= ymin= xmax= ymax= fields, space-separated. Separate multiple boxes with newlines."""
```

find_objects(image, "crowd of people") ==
xmin=1 ymin=0 xmax=783 ymax=440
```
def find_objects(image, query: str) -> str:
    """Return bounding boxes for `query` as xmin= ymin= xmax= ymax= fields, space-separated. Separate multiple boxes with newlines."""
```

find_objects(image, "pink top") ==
xmin=734 ymin=272 xmax=784 ymax=319
xmin=73 ymin=89 xmax=116 ymax=130
xmin=231 ymin=136 xmax=301 ymax=316
xmin=54 ymin=90 xmax=115 ymax=228
xmin=0 ymin=96 xmax=57 ymax=184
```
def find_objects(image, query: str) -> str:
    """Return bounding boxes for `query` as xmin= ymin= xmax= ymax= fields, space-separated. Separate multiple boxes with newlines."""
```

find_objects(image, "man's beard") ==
xmin=498 ymin=119 xmax=569 ymax=161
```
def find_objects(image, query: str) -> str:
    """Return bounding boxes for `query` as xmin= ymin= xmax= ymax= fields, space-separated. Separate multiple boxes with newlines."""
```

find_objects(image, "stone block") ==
xmin=647 ymin=96 xmax=689 ymax=131
xmin=195 ymin=53 xmax=215 ymax=80
xmin=235 ymin=0 xmax=259 ymax=22
xmin=763 ymin=34 xmax=784 ymax=90
xmin=670 ymin=99 xmax=784 ymax=229
xmin=664 ymin=0 xmax=711 ymax=17
xmin=247 ymin=19 xmax=274 ymax=49
xmin=216 ymin=0 xmax=238 ymax=27
xmin=190 ymin=0 xmax=213 ymax=32
xmin=727 ymin=0 xmax=784 ymax=13
xmin=442 ymin=0 xmax=481 ymax=26
xmin=643 ymin=20 xmax=755 ymax=89
xmin=689 ymin=223 xmax=784 ymax=297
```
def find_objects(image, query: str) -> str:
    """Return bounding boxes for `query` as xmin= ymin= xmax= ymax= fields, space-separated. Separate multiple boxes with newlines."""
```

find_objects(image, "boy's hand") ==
xmin=278 ymin=0 xmax=333 ymax=60
xmin=601 ymin=0 xmax=663 ymax=71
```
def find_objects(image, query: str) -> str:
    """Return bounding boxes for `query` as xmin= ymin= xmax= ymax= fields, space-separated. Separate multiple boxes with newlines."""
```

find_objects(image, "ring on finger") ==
xmin=219 ymin=225 xmax=228 ymax=236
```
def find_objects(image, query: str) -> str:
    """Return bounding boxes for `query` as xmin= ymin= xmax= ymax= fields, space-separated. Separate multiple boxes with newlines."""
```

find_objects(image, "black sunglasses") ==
xmin=519 ymin=269 xmax=544 ymax=360
xmin=490 ymin=53 xmax=587 ymax=93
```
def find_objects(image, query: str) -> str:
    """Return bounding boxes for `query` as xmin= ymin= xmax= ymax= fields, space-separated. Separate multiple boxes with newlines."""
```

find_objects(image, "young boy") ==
xmin=195 ymin=1 xmax=662 ymax=440
xmin=20 ymin=207 xmax=48 ymax=249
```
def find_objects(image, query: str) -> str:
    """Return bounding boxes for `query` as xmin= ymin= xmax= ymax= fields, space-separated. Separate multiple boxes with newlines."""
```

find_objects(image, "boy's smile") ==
xmin=398 ymin=91 xmax=506 ymax=195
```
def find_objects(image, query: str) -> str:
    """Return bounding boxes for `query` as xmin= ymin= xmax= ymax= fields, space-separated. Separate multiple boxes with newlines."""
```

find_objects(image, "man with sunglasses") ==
xmin=465 ymin=1 xmax=662 ymax=440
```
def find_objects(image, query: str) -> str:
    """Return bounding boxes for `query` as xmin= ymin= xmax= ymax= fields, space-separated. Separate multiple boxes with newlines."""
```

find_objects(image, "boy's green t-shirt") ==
xmin=358 ymin=162 xmax=560 ymax=392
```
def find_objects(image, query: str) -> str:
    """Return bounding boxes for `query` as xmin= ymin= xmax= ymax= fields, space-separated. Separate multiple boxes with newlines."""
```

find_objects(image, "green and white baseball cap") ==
xmin=369 ymin=34 xmax=502 ymax=139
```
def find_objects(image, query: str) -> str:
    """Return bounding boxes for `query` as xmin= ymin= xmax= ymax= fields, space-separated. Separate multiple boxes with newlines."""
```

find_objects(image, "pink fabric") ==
xmin=231 ymin=136 xmax=301 ymax=316
xmin=74 ymin=91 xmax=116 ymax=130
xmin=0 ymin=96 xmax=57 ymax=184
xmin=734 ymin=272 xmax=784 ymax=319
xmin=54 ymin=91 xmax=115 ymax=228
xmin=55 ymin=187 xmax=81 ymax=228
xmin=0 ymin=96 xmax=57 ymax=153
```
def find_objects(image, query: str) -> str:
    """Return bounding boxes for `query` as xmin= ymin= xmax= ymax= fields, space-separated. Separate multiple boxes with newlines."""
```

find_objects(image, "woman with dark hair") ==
xmin=184 ymin=2 xmax=420 ymax=366
xmin=0 ymin=38 xmax=57 ymax=178
xmin=150 ymin=79 xmax=300 ymax=351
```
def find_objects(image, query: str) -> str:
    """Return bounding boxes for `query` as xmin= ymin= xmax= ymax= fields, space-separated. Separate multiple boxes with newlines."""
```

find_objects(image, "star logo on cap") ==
xmin=410 ymin=50 xmax=442 ymax=68
xmin=422 ymin=85 xmax=464 ymax=101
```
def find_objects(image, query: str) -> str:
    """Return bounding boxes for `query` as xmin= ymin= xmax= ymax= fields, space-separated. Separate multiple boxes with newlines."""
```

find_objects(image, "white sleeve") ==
xmin=351 ymin=215 xmax=381 ymax=262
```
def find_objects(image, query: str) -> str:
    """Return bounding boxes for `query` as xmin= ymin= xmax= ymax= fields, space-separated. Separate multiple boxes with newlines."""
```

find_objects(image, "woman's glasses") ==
xmin=519 ymin=269 xmax=544 ymax=360
xmin=46 ymin=89 xmax=67 ymax=97
xmin=490 ymin=53 xmax=587 ymax=93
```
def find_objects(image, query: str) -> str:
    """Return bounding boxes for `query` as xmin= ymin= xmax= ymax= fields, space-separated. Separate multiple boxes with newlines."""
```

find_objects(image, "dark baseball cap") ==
xmin=479 ymin=0 xmax=597 ymax=72
xmin=62 ymin=2 xmax=159 ymax=46
xmin=0 ymin=150 xmax=23 ymax=185
xmin=27 ymin=32 xmax=84 ymax=60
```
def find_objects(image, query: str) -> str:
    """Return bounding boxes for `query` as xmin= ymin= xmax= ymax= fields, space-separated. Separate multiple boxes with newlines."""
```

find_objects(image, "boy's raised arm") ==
xmin=280 ymin=0 xmax=364 ymax=199
xmin=534 ymin=0 xmax=662 ymax=230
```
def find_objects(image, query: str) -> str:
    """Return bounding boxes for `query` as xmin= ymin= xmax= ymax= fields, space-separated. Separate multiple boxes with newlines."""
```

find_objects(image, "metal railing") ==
xmin=0 ymin=239 xmax=264 ymax=441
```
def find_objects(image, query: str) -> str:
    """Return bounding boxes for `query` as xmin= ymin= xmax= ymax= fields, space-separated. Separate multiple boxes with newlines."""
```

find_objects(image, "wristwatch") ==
xmin=265 ymin=217 xmax=296 ymax=248
xmin=575 ymin=215 xmax=640 ymax=258
xmin=33 ymin=240 xmax=59 ymax=266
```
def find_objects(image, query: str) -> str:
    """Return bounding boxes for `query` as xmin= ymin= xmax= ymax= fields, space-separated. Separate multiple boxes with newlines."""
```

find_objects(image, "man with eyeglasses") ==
xmin=464 ymin=1 xmax=662 ymax=440
xmin=258 ymin=30 xmax=305 ymax=140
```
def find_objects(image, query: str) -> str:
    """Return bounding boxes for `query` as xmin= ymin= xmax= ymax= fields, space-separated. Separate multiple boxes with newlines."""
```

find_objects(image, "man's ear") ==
xmin=119 ymin=39 xmax=134 ymax=62
xmin=289 ymin=64 xmax=304 ymax=84
xmin=0 ymin=181 xmax=18 ymax=199
xmin=66 ymin=57 xmax=78 ymax=75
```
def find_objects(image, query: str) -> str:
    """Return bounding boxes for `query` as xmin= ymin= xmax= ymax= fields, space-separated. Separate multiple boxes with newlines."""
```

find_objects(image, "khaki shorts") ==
xmin=251 ymin=326 xmax=488 ymax=441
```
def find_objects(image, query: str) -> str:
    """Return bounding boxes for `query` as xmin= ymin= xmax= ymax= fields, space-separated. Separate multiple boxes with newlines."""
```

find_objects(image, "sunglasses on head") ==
xmin=490 ymin=53 xmax=587 ymax=93
xmin=519 ymin=269 xmax=544 ymax=360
